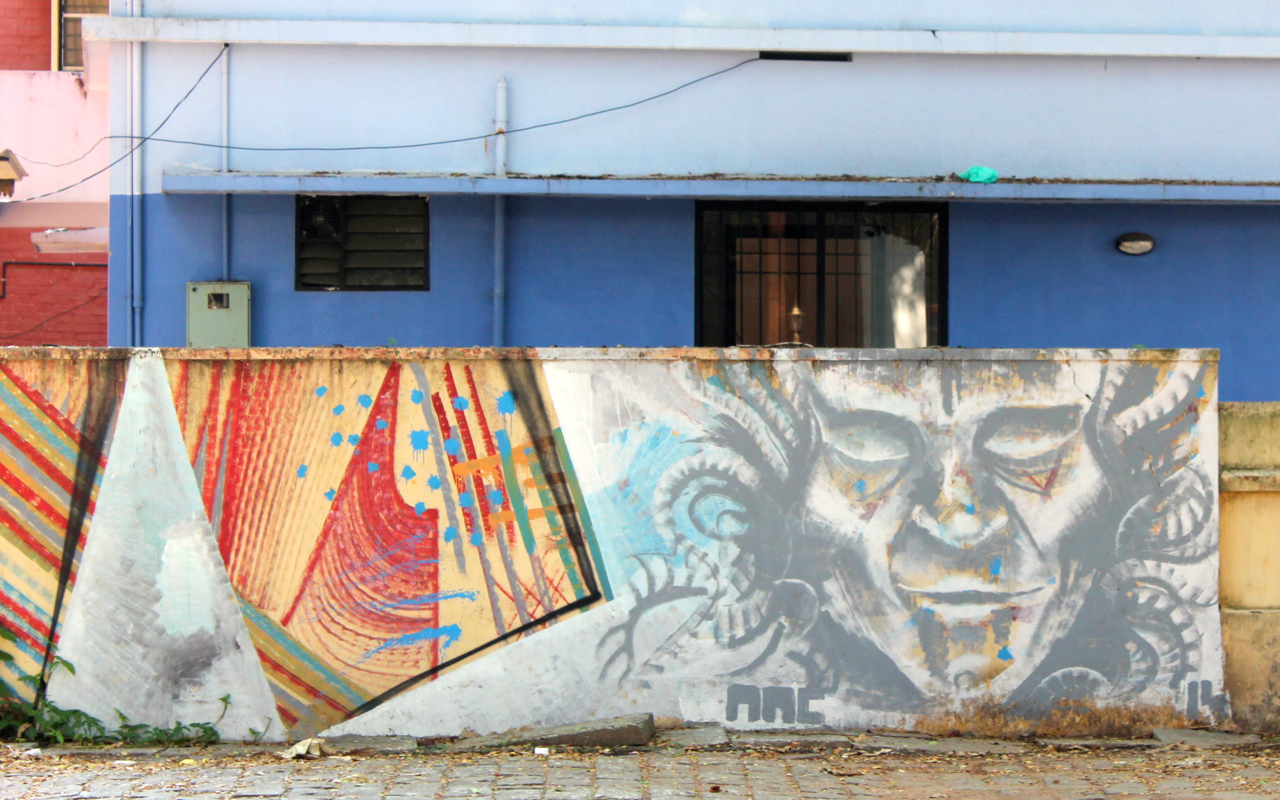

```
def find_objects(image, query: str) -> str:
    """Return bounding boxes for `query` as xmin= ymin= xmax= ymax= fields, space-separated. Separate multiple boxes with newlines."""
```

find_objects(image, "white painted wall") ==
xmin=100 ymin=2 xmax=1280 ymax=194
xmin=125 ymin=1 xmax=1280 ymax=37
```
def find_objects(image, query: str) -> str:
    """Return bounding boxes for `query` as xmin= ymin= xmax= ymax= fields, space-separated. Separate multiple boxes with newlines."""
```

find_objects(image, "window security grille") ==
xmin=296 ymin=195 xmax=430 ymax=291
xmin=696 ymin=203 xmax=945 ymax=348
xmin=60 ymin=0 xmax=107 ymax=71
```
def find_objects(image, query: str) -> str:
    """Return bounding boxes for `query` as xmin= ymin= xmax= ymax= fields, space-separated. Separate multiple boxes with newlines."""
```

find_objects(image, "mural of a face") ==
xmin=803 ymin=362 xmax=1112 ymax=701
xmin=591 ymin=352 xmax=1220 ymax=722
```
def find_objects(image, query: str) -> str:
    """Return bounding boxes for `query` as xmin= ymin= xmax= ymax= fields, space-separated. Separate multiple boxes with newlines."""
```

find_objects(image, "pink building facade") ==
xmin=0 ymin=0 xmax=108 ymax=345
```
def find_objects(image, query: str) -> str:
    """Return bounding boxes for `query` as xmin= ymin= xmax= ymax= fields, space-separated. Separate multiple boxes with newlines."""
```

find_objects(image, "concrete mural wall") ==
xmin=0 ymin=348 xmax=1220 ymax=740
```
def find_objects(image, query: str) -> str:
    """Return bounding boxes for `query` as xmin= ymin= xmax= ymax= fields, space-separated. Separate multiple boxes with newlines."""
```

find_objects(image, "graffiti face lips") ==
xmin=898 ymin=580 xmax=1049 ymax=623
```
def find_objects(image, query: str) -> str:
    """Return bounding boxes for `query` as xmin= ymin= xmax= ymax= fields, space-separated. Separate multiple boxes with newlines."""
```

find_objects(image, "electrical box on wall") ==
xmin=187 ymin=282 xmax=251 ymax=347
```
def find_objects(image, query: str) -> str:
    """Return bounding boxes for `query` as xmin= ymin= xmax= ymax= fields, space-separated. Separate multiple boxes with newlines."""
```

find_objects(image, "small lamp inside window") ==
xmin=1116 ymin=232 xmax=1155 ymax=256
xmin=789 ymin=303 xmax=804 ymax=343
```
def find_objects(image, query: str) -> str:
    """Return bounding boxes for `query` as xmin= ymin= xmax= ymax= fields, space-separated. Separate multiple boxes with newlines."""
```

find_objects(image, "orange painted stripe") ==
xmin=0 ymin=365 xmax=106 ymax=465
xmin=453 ymin=454 xmax=501 ymax=476
xmin=0 ymin=504 xmax=61 ymax=570
xmin=0 ymin=463 xmax=69 ymax=532
xmin=256 ymin=650 xmax=353 ymax=716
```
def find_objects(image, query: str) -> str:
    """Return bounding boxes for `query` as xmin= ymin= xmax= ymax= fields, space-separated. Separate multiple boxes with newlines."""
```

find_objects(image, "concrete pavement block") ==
xmin=661 ymin=725 xmax=730 ymax=749
xmin=447 ymin=713 xmax=656 ymax=752
xmin=849 ymin=735 xmax=1027 ymax=754
xmin=1037 ymin=738 xmax=1161 ymax=750
xmin=1152 ymin=728 xmax=1261 ymax=747
xmin=729 ymin=732 xmax=851 ymax=750
xmin=322 ymin=735 xmax=420 ymax=754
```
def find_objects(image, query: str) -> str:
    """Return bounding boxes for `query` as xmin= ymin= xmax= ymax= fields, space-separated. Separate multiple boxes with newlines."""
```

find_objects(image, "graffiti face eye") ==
xmin=823 ymin=412 xmax=917 ymax=501
xmin=977 ymin=406 xmax=1081 ymax=493
xmin=830 ymin=424 xmax=912 ymax=464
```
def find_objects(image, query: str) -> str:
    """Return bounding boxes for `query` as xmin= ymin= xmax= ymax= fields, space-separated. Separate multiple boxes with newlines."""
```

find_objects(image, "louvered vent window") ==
xmin=296 ymin=195 xmax=430 ymax=291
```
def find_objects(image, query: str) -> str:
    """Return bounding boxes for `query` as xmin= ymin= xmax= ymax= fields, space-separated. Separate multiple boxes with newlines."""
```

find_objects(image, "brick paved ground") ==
xmin=2 ymin=746 xmax=1279 ymax=800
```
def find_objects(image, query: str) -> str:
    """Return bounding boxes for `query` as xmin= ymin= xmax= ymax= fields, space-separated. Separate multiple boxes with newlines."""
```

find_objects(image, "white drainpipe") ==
xmin=492 ymin=75 xmax=508 ymax=347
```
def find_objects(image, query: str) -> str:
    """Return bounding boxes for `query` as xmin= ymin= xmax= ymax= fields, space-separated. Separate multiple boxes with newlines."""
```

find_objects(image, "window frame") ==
xmin=294 ymin=194 xmax=432 ymax=292
xmin=694 ymin=200 xmax=948 ymax=348
xmin=56 ymin=0 xmax=108 ymax=71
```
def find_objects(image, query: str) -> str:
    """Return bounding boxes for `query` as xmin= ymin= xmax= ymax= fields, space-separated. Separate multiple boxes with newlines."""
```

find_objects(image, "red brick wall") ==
xmin=0 ymin=227 xmax=107 ymax=346
xmin=0 ymin=0 xmax=51 ymax=71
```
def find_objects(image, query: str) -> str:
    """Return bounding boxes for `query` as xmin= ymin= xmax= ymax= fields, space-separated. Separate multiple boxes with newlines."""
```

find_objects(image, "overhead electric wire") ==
xmin=3 ymin=45 xmax=228 ymax=203
xmin=5 ymin=55 xmax=760 ymax=200
xmin=9 ymin=138 xmax=110 ymax=169
xmin=141 ymin=56 xmax=761 ymax=153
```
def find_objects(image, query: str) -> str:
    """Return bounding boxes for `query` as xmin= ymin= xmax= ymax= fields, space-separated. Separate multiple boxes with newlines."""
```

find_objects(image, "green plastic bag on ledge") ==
xmin=958 ymin=166 xmax=999 ymax=183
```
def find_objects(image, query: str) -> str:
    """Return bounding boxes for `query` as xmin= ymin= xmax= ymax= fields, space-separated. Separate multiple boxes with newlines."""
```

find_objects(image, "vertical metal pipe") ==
xmin=129 ymin=25 xmax=144 ymax=346
xmin=124 ymin=23 xmax=135 ymax=348
xmin=221 ymin=43 xmax=231 ymax=281
xmin=492 ymin=76 xmax=508 ymax=347
xmin=493 ymin=196 xmax=506 ymax=347
xmin=494 ymin=76 xmax=508 ymax=178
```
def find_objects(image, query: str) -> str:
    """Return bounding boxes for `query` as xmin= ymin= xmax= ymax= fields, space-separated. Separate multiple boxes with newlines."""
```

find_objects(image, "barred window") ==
xmin=296 ymin=195 xmax=430 ymax=291
xmin=696 ymin=202 xmax=945 ymax=347
xmin=59 ymin=0 xmax=108 ymax=71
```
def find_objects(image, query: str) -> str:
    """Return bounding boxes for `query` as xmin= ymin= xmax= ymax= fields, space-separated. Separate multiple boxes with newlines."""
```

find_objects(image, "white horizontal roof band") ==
xmin=84 ymin=17 xmax=1280 ymax=59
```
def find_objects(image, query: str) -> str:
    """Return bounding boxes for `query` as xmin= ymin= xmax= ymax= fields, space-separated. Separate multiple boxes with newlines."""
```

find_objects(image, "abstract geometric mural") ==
xmin=0 ymin=356 xmax=123 ymax=702
xmin=164 ymin=355 xmax=604 ymax=736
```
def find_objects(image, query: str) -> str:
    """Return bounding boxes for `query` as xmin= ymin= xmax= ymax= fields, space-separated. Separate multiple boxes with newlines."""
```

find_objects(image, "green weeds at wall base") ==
xmin=0 ymin=627 xmax=226 ymax=745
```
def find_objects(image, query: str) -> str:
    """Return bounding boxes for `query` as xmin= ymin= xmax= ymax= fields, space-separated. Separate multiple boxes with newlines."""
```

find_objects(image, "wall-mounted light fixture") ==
xmin=1116 ymin=232 xmax=1156 ymax=256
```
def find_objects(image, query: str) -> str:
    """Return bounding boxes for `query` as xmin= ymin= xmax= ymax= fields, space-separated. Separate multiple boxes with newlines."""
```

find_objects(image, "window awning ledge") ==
xmin=161 ymin=171 xmax=1280 ymax=204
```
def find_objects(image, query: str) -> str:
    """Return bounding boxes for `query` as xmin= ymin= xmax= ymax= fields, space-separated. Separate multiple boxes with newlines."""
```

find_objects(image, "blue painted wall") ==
xmin=110 ymin=193 xmax=1278 ymax=399
xmin=108 ymin=194 xmax=694 ymax=349
xmin=506 ymin=197 xmax=694 ymax=347
xmin=949 ymin=202 xmax=1280 ymax=401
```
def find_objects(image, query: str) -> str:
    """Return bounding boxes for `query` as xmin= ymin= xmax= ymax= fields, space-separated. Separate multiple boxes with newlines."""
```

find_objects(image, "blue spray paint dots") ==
xmin=367 ymin=462 xmax=380 ymax=473
xmin=964 ymin=504 xmax=976 ymax=515
xmin=452 ymin=396 xmax=470 ymax=411
xmin=470 ymin=532 xmax=483 ymax=547
xmin=443 ymin=526 xmax=457 ymax=542
xmin=324 ymin=489 xmax=336 ymax=501
xmin=315 ymin=386 xmax=328 ymax=397
xmin=330 ymin=432 xmax=343 ymax=447
xmin=332 ymin=404 xmax=345 ymax=415
xmin=410 ymin=430 xmax=430 ymax=450
xmin=997 ymin=646 xmax=1013 ymax=661
xmin=296 ymin=465 xmax=308 ymax=478
xmin=428 ymin=475 xmax=442 ymax=490
xmin=348 ymin=434 xmax=360 ymax=445
xmin=854 ymin=479 xmax=867 ymax=494
xmin=458 ymin=491 xmax=473 ymax=508
xmin=444 ymin=438 xmax=461 ymax=455
xmin=376 ymin=419 xmax=388 ymax=430
xmin=357 ymin=394 xmax=373 ymax=408
xmin=410 ymin=389 xmax=424 ymax=404
xmin=989 ymin=557 xmax=1003 ymax=577
xmin=497 ymin=391 xmax=517 ymax=415
xmin=401 ymin=465 xmax=417 ymax=480
xmin=414 ymin=501 xmax=426 ymax=516
xmin=488 ymin=490 xmax=504 ymax=507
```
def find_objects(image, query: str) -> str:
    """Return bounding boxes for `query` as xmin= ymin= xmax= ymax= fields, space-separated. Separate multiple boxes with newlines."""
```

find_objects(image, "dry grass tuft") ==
xmin=912 ymin=697 xmax=1192 ymax=740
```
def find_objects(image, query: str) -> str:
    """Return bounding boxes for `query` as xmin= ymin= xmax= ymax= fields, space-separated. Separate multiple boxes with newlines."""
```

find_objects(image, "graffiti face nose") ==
xmin=912 ymin=447 xmax=1008 ymax=548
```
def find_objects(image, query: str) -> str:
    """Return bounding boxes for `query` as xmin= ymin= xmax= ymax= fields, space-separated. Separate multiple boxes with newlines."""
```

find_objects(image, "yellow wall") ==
xmin=1221 ymin=402 xmax=1280 ymax=731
